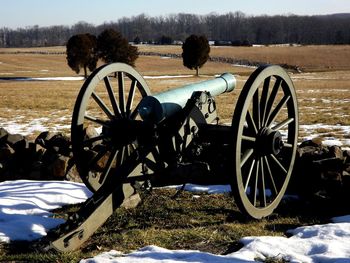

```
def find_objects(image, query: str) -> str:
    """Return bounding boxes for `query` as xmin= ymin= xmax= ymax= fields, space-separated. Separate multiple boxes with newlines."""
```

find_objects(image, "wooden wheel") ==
xmin=71 ymin=63 xmax=155 ymax=192
xmin=231 ymin=65 xmax=298 ymax=219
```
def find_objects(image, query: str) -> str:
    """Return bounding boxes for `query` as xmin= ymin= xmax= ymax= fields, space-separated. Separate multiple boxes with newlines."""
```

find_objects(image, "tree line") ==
xmin=1 ymin=12 xmax=350 ymax=47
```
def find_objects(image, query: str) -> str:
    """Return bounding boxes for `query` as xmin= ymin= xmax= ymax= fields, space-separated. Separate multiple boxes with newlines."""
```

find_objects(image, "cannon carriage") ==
xmin=46 ymin=62 xmax=298 ymax=252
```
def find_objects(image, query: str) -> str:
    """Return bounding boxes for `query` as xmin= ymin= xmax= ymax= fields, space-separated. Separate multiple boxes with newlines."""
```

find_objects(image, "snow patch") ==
xmin=0 ymin=179 xmax=349 ymax=262
xmin=164 ymin=184 xmax=231 ymax=194
xmin=81 ymin=216 xmax=350 ymax=263
xmin=0 ymin=180 xmax=92 ymax=242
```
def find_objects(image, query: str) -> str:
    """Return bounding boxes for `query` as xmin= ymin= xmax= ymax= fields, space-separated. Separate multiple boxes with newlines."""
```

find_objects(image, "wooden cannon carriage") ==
xmin=45 ymin=62 xmax=298 ymax=252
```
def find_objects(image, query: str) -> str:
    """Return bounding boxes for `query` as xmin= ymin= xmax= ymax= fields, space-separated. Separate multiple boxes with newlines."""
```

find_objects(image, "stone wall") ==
xmin=290 ymin=138 xmax=350 ymax=201
xmin=0 ymin=128 xmax=80 ymax=183
xmin=1 ymin=127 xmax=349 ymax=202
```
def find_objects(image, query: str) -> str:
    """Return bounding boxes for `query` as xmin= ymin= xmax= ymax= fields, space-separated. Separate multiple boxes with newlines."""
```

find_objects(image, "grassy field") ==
xmin=0 ymin=45 xmax=350 ymax=261
xmin=1 ymin=45 xmax=350 ymax=137
xmin=138 ymin=44 xmax=350 ymax=71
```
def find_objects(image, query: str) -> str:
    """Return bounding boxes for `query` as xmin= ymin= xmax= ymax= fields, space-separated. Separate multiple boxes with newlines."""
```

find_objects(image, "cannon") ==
xmin=45 ymin=62 xmax=298 ymax=252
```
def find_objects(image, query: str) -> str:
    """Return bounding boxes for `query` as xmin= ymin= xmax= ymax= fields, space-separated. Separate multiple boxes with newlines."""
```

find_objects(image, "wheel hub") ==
xmin=102 ymin=119 xmax=140 ymax=146
xmin=256 ymin=127 xmax=284 ymax=156
xmin=103 ymin=119 xmax=157 ymax=147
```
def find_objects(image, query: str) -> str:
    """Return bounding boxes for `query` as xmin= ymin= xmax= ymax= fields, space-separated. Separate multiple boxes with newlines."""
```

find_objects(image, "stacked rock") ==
xmin=290 ymin=138 xmax=350 ymax=202
xmin=0 ymin=128 xmax=80 ymax=182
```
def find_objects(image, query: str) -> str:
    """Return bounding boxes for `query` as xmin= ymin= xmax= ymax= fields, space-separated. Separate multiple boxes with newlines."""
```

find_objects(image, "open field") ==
xmin=0 ymin=45 xmax=350 ymax=261
xmin=138 ymin=44 xmax=350 ymax=72
xmin=1 ymin=45 xmax=350 ymax=145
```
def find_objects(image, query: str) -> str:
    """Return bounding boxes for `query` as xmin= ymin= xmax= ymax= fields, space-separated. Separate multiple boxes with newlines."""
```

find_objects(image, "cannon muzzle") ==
xmin=138 ymin=73 xmax=236 ymax=123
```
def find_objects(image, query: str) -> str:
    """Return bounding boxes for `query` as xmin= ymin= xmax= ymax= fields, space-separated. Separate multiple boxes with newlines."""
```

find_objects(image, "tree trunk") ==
xmin=196 ymin=66 xmax=199 ymax=76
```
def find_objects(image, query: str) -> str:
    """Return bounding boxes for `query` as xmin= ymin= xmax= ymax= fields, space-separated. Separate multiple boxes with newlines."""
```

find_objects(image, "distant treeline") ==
xmin=1 ymin=12 xmax=350 ymax=47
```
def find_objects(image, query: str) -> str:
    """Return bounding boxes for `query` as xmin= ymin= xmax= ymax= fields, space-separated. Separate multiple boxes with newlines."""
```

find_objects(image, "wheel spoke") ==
xmin=264 ymin=156 xmax=278 ymax=196
xmin=126 ymin=79 xmax=137 ymax=118
xmin=130 ymin=104 xmax=140 ymax=120
xmin=241 ymin=148 xmax=254 ymax=168
xmin=246 ymin=111 xmax=258 ymax=135
xmin=267 ymin=95 xmax=291 ymax=128
xmin=284 ymin=143 xmax=293 ymax=148
xmin=98 ymin=147 xmax=118 ymax=184
xmin=83 ymin=134 xmax=107 ymax=147
xmin=252 ymin=159 xmax=260 ymax=207
xmin=88 ymin=147 xmax=109 ymax=168
xmin=272 ymin=117 xmax=294 ymax=131
xmin=104 ymin=76 xmax=122 ymax=119
xmin=91 ymin=91 xmax=114 ymax=120
xmin=270 ymin=154 xmax=287 ymax=174
xmin=116 ymin=147 xmax=125 ymax=167
xmin=259 ymin=158 xmax=267 ymax=207
xmin=125 ymin=144 xmax=133 ymax=159
xmin=148 ymin=146 xmax=165 ymax=171
xmin=253 ymin=89 xmax=261 ymax=129
xmin=260 ymin=77 xmax=270 ymax=127
xmin=118 ymin=72 xmax=126 ymax=117
xmin=244 ymin=159 xmax=256 ymax=192
xmin=264 ymin=77 xmax=282 ymax=125
xmin=242 ymin=135 xmax=256 ymax=142
xmin=143 ymin=155 xmax=159 ymax=172
xmin=84 ymin=114 xmax=110 ymax=128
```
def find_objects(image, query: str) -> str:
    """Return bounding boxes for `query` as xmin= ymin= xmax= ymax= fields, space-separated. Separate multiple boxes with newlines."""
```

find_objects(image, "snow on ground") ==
xmin=81 ymin=215 xmax=350 ymax=263
xmin=300 ymin=124 xmax=350 ymax=149
xmin=165 ymin=184 xmax=231 ymax=194
xmin=0 ymin=109 xmax=71 ymax=136
xmin=0 ymin=180 xmax=350 ymax=262
xmin=1 ymin=117 xmax=71 ymax=136
xmin=0 ymin=180 xmax=92 ymax=242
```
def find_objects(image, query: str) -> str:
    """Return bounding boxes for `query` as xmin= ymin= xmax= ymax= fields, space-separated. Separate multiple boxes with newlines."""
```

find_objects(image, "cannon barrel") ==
xmin=138 ymin=73 xmax=236 ymax=123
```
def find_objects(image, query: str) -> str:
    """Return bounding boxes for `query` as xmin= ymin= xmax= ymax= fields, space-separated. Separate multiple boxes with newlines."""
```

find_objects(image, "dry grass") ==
xmin=0 ymin=46 xmax=65 ymax=53
xmin=138 ymin=44 xmax=350 ymax=72
xmin=0 ymin=45 xmax=349 ymax=136
xmin=0 ymin=53 xmax=71 ymax=77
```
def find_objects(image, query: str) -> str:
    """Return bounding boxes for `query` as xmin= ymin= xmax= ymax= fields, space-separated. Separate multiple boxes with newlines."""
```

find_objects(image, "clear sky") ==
xmin=1 ymin=0 xmax=350 ymax=29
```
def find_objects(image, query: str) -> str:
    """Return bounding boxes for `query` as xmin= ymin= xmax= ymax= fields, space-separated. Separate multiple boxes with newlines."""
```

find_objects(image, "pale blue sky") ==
xmin=1 ymin=0 xmax=350 ymax=29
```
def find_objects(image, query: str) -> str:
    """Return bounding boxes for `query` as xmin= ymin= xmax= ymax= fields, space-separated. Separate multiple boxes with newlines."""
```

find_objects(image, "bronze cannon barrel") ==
xmin=138 ymin=73 xmax=236 ymax=123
